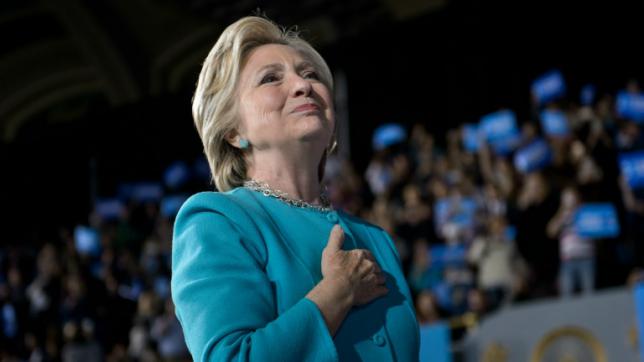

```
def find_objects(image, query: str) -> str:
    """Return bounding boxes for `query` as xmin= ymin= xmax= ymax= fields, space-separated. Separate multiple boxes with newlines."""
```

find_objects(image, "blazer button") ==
xmin=326 ymin=211 xmax=338 ymax=223
xmin=372 ymin=334 xmax=386 ymax=346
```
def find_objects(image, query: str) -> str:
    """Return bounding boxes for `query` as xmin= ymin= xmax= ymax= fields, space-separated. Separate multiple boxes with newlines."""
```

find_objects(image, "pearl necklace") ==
xmin=243 ymin=179 xmax=333 ymax=213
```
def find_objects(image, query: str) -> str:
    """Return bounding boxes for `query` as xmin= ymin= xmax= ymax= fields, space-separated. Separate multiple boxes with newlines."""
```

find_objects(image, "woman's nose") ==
xmin=289 ymin=74 xmax=312 ymax=97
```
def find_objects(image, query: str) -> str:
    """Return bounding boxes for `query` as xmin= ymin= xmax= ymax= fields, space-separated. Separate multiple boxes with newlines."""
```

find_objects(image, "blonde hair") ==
xmin=192 ymin=16 xmax=336 ymax=191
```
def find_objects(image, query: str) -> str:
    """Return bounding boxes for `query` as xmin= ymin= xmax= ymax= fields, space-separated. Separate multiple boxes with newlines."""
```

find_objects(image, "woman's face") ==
xmin=561 ymin=188 xmax=579 ymax=209
xmin=235 ymin=44 xmax=334 ymax=152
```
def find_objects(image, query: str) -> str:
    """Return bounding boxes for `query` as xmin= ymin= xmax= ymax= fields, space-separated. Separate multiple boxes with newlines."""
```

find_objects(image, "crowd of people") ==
xmin=324 ymin=78 xmax=644 ymax=339
xmin=2 ymin=76 xmax=644 ymax=360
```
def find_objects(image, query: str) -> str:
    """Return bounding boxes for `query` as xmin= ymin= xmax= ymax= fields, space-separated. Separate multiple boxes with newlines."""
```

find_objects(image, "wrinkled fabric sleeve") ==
xmin=171 ymin=193 xmax=338 ymax=362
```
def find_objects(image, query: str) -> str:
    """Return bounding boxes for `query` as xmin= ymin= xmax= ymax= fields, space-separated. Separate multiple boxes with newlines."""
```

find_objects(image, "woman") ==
xmin=546 ymin=186 xmax=595 ymax=297
xmin=171 ymin=16 xmax=420 ymax=361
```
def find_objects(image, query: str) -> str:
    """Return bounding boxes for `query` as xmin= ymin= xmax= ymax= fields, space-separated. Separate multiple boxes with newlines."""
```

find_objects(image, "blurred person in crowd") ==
xmin=171 ymin=16 xmax=419 ymax=361
xmin=128 ymin=290 xmax=162 ymax=360
xmin=365 ymin=196 xmax=411 ymax=270
xmin=569 ymin=141 xmax=603 ymax=196
xmin=621 ymin=173 xmax=644 ymax=266
xmin=447 ymin=129 xmax=478 ymax=184
xmin=24 ymin=331 xmax=48 ymax=362
xmin=366 ymin=196 xmax=396 ymax=234
xmin=513 ymin=172 xmax=560 ymax=298
xmin=395 ymin=183 xmax=434 ymax=247
xmin=127 ymin=317 xmax=151 ymax=360
xmin=415 ymin=290 xmax=444 ymax=325
xmin=547 ymin=186 xmax=595 ymax=297
xmin=616 ymin=120 xmax=644 ymax=151
xmin=408 ymin=239 xmax=443 ymax=294
xmin=100 ymin=272 xmax=136 ymax=356
xmin=60 ymin=273 xmax=91 ymax=324
xmin=436 ymin=186 xmax=476 ymax=245
xmin=467 ymin=216 xmax=527 ymax=311
xmin=365 ymin=150 xmax=392 ymax=197
xmin=61 ymin=319 xmax=102 ymax=362
xmin=490 ymin=158 xmax=515 ymax=200
xmin=26 ymin=244 xmax=62 ymax=347
xmin=432 ymin=154 xmax=449 ymax=181
xmin=479 ymin=183 xmax=506 ymax=217
xmin=387 ymin=152 xmax=414 ymax=203
xmin=0 ymin=278 xmax=20 ymax=358
xmin=626 ymin=268 xmax=644 ymax=288
xmin=409 ymin=123 xmax=434 ymax=181
xmin=477 ymin=143 xmax=515 ymax=199
xmin=326 ymin=157 xmax=368 ymax=215
xmin=520 ymin=122 xmax=538 ymax=146
xmin=150 ymin=298 xmax=189 ymax=360
xmin=464 ymin=288 xmax=487 ymax=322
xmin=427 ymin=177 xmax=448 ymax=202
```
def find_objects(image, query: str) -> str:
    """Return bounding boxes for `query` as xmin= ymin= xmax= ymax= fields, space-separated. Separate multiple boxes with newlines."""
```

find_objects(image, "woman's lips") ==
xmin=292 ymin=103 xmax=320 ymax=113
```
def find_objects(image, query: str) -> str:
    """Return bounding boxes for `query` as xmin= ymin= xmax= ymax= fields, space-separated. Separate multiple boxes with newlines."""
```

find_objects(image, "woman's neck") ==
xmin=246 ymin=149 xmax=323 ymax=204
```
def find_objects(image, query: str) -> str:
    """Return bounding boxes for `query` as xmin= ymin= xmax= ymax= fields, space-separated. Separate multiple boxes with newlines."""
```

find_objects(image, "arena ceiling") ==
xmin=0 ymin=0 xmax=446 ymax=143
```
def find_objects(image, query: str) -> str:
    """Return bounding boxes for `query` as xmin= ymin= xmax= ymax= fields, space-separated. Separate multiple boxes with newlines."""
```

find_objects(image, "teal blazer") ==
xmin=171 ymin=187 xmax=420 ymax=361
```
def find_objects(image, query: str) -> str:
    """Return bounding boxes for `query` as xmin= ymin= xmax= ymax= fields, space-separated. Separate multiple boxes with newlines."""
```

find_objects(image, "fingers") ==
xmin=325 ymin=225 xmax=345 ymax=252
xmin=353 ymin=249 xmax=377 ymax=264
xmin=362 ymin=270 xmax=387 ymax=285
xmin=373 ymin=284 xmax=389 ymax=297
xmin=356 ymin=257 xmax=383 ymax=277
xmin=357 ymin=260 xmax=373 ymax=276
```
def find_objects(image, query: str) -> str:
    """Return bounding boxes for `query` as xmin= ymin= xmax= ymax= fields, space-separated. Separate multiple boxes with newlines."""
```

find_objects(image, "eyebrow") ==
xmin=256 ymin=61 xmax=316 ymax=75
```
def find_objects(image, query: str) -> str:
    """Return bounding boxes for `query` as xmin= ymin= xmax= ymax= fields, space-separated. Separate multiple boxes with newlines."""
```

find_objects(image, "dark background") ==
xmin=1 ymin=0 xmax=643 ymax=243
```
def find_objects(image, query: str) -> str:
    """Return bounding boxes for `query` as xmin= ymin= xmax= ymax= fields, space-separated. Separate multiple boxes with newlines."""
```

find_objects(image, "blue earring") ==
xmin=239 ymin=138 xmax=249 ymax=149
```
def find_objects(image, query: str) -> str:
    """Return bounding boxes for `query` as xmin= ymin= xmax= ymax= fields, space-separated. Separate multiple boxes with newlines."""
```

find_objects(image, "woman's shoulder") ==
xmin=176 ymin=188 xmax=259 ymax=226
xmin=179 ymin=188 xmax=254 ymax=211
xmin=174 ymin=189 xmax=267 ymax=248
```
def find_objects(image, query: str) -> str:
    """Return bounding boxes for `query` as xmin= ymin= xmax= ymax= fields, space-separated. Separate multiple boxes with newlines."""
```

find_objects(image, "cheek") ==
xmin=240 ymin=91 xmax=285 ymax=127
xmin=254 ymin=90 xmax=285 ymax=116
xmin=316 ymin=85 xmax=335 ymax=126
xmin=242 ymin=90 xmax=284 ymax=117
xmin=317 ymin=85 xmax=334 ymax=109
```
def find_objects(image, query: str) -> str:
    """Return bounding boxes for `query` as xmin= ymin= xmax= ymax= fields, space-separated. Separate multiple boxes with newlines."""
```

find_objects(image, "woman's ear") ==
xmin=225 ymin=130 xmax=240 ymax=148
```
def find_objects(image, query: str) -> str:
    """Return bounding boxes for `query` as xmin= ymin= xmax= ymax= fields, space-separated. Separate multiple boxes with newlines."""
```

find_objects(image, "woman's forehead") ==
xmin=242 ymin=44 xmax=312 ymax=73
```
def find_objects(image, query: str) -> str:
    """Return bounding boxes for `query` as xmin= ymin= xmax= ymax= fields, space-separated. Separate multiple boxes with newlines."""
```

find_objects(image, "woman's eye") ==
xmin=260 ymin=73 xmax=279 ymax=84
xmin=304 ymin=71 xmax=319 ymax=80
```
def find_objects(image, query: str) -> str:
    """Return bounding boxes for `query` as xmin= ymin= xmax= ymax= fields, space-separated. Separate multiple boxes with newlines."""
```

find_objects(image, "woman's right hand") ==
xmin=321 ymin=225 xmax=389 ymax=306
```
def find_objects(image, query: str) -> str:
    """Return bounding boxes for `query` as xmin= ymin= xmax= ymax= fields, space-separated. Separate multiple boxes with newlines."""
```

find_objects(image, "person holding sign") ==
xmin=547 ymin=186 xmax=595 ymax=297
xmin=170 ymin=16 xmax=420 ymax=362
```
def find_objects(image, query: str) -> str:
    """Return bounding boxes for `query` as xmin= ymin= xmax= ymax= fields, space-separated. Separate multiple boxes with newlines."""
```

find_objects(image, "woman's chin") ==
xmin=292 ymin=120 xmax=332 ymax=140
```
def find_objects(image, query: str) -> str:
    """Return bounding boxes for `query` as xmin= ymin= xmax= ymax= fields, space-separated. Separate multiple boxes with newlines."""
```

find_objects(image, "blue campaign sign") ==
xmin=94 ymin=198 xmax=125 ymax=221
xmin=372 ymin=123 xmax=407 ymax=151
xmin=74 ymin=226 xmax=101 ymax=256
xmin=531 ymin=70 xmax=566 ymax=105
xmin=616 ymin=91 xmax=644 ymax=122
xmin=430 ymin=244 xmax=468 ymax=268
xmin=505 ymin=225 xmax=516 ymax=241
xmin=161 ymin=195 xmax=189 ymax=218
xmin=419 ymin=323 xmax=452 ymax=362
xmin=619 ymin=151 xmax=644 ymax=189
xmin=434 ymin=197 xmax=477 ymax=230
xmin=513 ymin=138 xmax=552 ymax=173
xmin=580 ymin=84 xmax=596 ymax=106
xmin=574 ymin=203 xmax=620 ymax=239
xmin=479 ymin=110 xmax=521 ymax=155
xmin=164 ymin=161 xmax=190 ymax=190
xmin=540 ymin=109 xmax=570 ymax=137
xmin=462 ymin=124 xmax=481 ymax=152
